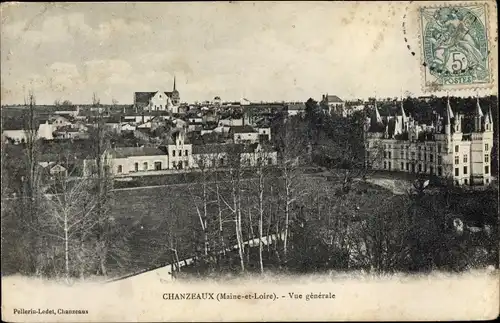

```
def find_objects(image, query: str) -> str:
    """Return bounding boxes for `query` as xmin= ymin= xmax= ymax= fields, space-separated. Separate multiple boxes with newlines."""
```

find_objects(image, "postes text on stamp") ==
xmin=420 ymin=4 xmax=491 ymax=91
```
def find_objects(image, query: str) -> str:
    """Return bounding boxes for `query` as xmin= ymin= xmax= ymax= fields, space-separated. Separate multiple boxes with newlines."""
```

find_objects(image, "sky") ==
xmin=1 ymin=2 xmax=497 ymax=105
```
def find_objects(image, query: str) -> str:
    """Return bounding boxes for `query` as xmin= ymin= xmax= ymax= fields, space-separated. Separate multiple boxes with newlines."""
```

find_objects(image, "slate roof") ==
xmin=108 ymin=147 xmax=167 ymax=158
xmin=324 ymin=95 xmax=343 ymax=103
xmin=230 ymin=125 xmax=256 ymax=133
xmin=192 ymin=143 xmax=260 ymax=155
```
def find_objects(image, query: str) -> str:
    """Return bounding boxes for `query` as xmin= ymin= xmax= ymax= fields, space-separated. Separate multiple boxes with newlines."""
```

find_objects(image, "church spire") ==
xmin=173 ymin=75 xmax=177 ymax=92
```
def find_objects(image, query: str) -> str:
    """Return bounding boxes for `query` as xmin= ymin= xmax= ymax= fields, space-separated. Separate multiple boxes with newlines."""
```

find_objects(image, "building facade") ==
xmin=133 ymin=76 xmax=180 ymax=112
xmin=365 ymin=97 xmax=494 ymax=186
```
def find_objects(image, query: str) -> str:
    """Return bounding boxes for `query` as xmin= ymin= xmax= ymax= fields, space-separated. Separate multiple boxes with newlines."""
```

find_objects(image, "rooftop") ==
xmin=108 ymin=147 xmax=167 ymax=158
xmin=230 ymin=125 xmax=256 ymax=133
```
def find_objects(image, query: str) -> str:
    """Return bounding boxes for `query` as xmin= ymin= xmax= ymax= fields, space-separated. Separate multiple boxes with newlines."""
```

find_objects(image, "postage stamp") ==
xmin=419 ymin=3 xmax=493 ymax=91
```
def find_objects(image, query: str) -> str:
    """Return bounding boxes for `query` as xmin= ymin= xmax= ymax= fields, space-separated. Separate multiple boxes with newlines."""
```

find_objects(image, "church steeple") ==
xmin=173 ymin=75 xmax=177 ymax=92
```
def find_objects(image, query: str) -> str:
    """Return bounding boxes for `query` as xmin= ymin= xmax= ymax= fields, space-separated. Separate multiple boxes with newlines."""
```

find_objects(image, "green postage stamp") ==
xmin=420 ymin=3 xmax=493 ymax=91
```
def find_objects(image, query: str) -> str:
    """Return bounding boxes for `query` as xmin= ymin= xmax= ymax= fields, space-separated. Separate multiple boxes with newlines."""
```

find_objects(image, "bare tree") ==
xmin=20 ymin=91 xmax=45 ymax=274
xmin=88 ymin=93 xmax=115 ymax=277
xmin=277 ymin=118 xmax=308 ymax=259
xmin=187 ymin=154 xmax=213 ymax=257
xmin=41 ymin=176 xmax=98 ymax=281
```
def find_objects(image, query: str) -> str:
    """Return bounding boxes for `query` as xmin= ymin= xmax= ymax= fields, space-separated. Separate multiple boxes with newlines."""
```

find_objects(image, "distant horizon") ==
xmin=0 ymin=93 xmax=498 ymax=107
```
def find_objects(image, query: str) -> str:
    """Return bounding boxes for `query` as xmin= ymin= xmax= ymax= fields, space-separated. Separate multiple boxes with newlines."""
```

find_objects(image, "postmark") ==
xmin=419 ymin=3 xmax=493 ymax=92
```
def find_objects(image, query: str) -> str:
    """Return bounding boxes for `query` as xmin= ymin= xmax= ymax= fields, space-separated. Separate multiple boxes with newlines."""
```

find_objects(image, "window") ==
xmin=485 ymin=143 xmax=489 ymax=150
xmin=424 ymin=153 xmax=427 ymax=161
xmin=485 ymin=165 xmax=489 ymax=174
xmin=268 ymin=158 xmax=273 ymax=165
xmin=388 ymin=162 xmax=391 ymax=169
xmin=401 ymin=162 xmax=404 ymax=170
xmin=485 ymin=154 xmax=489 ymax=163
xmin=117 ymin=165 xmax=123 ymax=173
xmin=384 ymin=161 xmax=387 ymax=169
xmin=438 ymin=145 xmax=442 ymax=153
xmin=178 ymin=150 xmax=182 ymax=156
xmin=173 ymin=150 xmax=176 ymax=157
xmin=384 ymin=151 xmax=387 ymax=158
xmin=455 ymin=168 xmax=459 ymax=177
xmin=185 ymin=150 xmax=188 ymax=156
xmin=411 ymin=152 xmax=415 ymax=160
xmin=237 ymin=135 xmax=241 ymax=140
xmin=418 ymin=164 xmax=422 ymax=172
xmin=220 ymin=158 xmax=224 ymax=166
xmin=424 ymin=165 xmax=427 ymax=173
xmin=463 ymin=154 xmax=468 ymax=163
xmin=464 ymin=179 xmax=468 ymax=185
xmin=486 ymin=178 xmax=489 ymax=184
xmin=438 ymin=155 xmax=442 ymax=165
xmin=406 ymin=163 xmax=409 ymax=171
xmin=455 ymin=156 xmax=459 ymax=164
xmin=184 ymin=160 xmax=189 ymax=168
xmin=178 ymin=161 xmax=183 ymax=169
xmin=463 ymin=166 xmax=467 ymax=175
xmin=430 ymin=154 xmax=434 ymax=162
xmin=388 ymin=151 xmax=391 ymax=158
xmin=154 ymin=162 xmax=162 ymax=170
xmin=430 ymin=166 xmax=434 ymax=175
xmin=454 ymin=145 xmax=458 ymax=153
xmin=134 ymin=162 xmax=139 ymax=172
xmin=400 ymin=151 xmax=404 ymax=158
xmin=438 ymin=167 xmax=442 ymax=176
xmin=143 ymin=162 xmax=148 ymax=170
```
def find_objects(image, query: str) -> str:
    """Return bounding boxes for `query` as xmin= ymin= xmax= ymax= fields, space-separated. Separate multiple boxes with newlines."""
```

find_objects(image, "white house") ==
xmin=321 ymin=94 xmax=345 ymax=116
xmin=87 ymin=147 xmax=169 ymax=176
xmin=286 ymin=102 xmax=306 ymax=117
xmin=230 ymin=125 xmax=260 ymax=143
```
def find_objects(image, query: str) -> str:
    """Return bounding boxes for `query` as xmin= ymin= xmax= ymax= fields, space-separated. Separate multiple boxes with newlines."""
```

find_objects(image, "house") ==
xmin=134 ymin=77 xmax=180 ymax=111
xmin=91 ymin=147 xmax=170 ymax=176
xmin=1 ymin=118 xmax=54 ymax=144
xmin=191 ymin=142 xmax=278 ymax=169
xmin=165 ymin=128 xmax=192 ymax=170
xmin=52 ymin=126 xmax=88 ymax=140
xmin=219 ymin=118 xmax=244 ymax=127
xmin=256 ymin=127 xmax=272 ymax=142
xmin=230 ymin=125 xmax=260 ymax=143
xmin=321 ymin=94 xmax=345 ymax=116
xmin=123 ymin=115 xmax=153 ymax=124
xmin=55 ymin=105 xmax=80 ymax=118
xmin=365 ymin=97 xmax=494 ymax=186
xmin=286 ymin=102 xmax=306 ymax=117
xmin=51 ymin=116 xmax=72 ymax=128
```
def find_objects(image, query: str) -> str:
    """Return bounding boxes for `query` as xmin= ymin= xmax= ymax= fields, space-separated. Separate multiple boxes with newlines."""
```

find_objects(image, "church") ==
xmin=364 ymin=97 xmax=494 ymax=186
xmin=133 ymin=76 xmax=180 ymax=113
